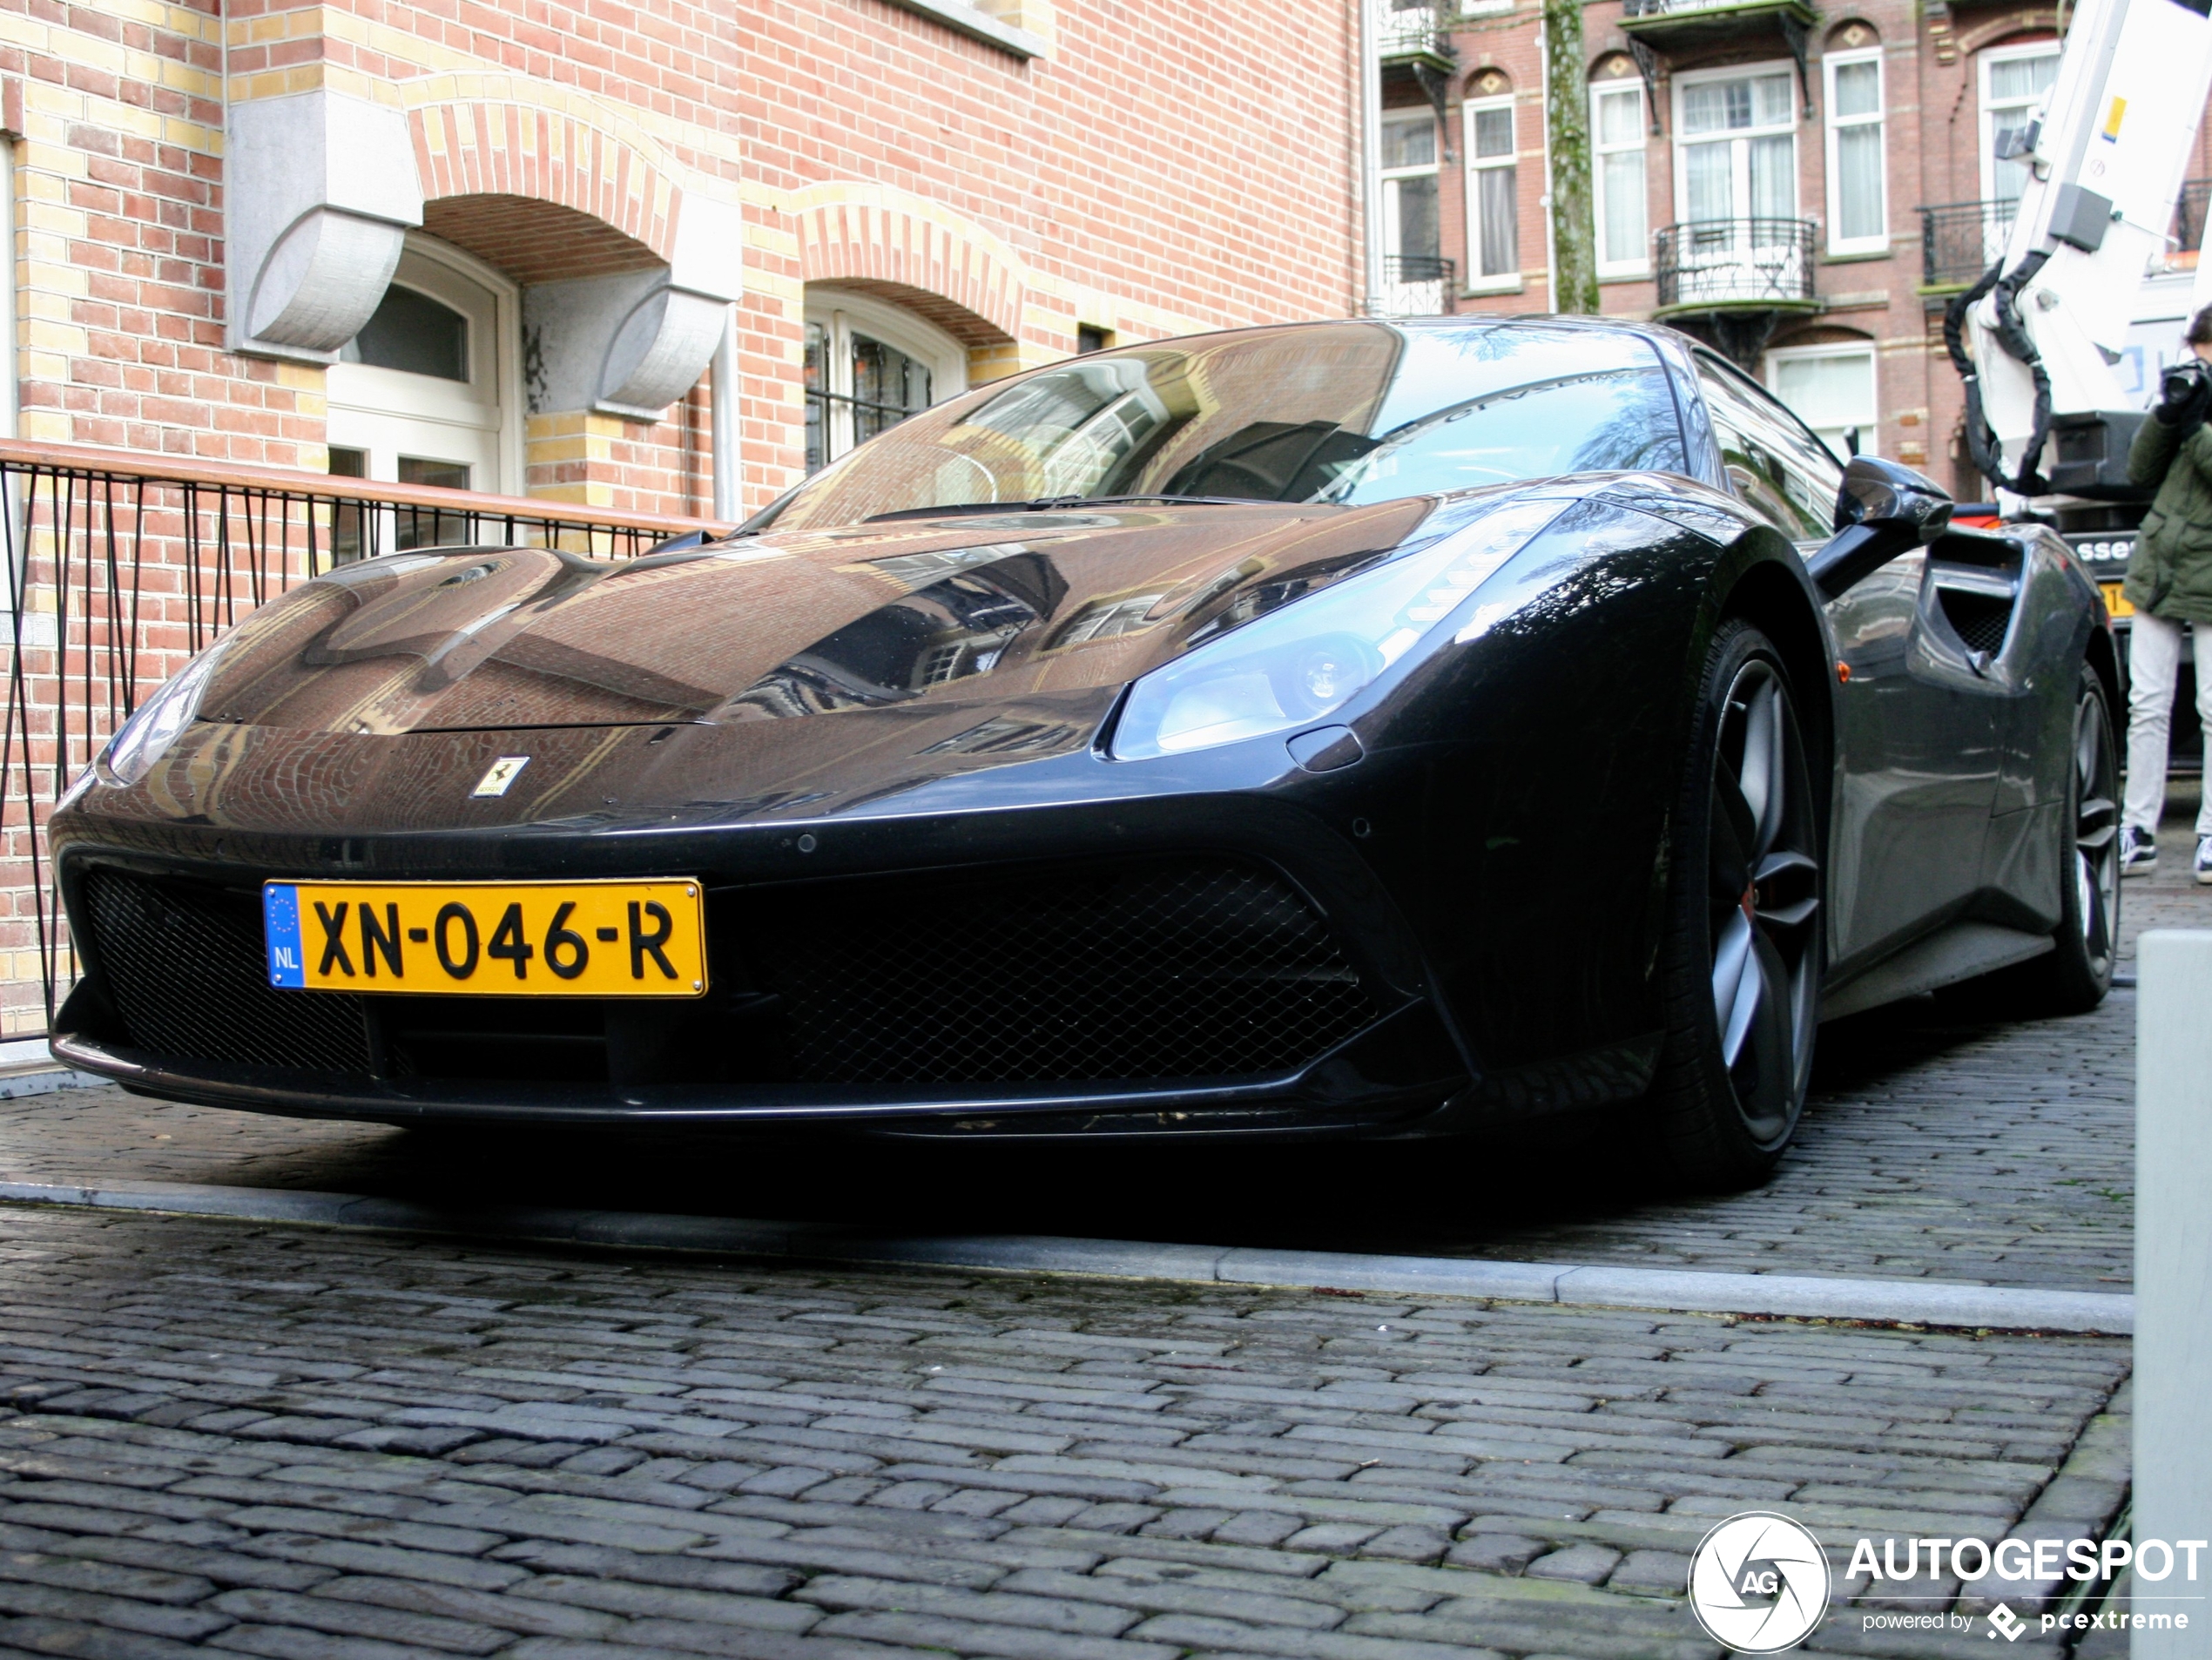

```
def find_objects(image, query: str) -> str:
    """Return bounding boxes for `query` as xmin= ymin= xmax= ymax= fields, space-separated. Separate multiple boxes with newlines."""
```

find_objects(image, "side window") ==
xmin=1696 ymin=354 xmax=1840 ymax=540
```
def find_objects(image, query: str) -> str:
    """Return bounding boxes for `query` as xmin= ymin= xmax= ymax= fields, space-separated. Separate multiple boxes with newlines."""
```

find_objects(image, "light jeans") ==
xmin=2124 ymin=611 xmax=2212 ymax=837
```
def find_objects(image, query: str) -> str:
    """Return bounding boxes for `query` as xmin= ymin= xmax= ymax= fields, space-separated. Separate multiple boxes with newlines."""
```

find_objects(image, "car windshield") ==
xmin=758 ymin=321 xmax=1687 ymax=531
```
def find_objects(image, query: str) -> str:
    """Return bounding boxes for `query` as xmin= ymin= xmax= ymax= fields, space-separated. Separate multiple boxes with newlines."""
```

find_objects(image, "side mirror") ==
xmin=1806 ymin=455 xmax=1953 ymax=598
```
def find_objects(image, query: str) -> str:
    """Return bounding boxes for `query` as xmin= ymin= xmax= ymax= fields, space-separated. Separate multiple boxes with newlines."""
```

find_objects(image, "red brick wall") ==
xmin=7 ymin=0 xmax=1364 ymax=515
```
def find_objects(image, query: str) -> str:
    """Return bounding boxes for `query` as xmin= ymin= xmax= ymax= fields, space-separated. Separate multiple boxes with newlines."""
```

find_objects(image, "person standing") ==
xmin=2121 ymin=305 xmax=2212 ymax=884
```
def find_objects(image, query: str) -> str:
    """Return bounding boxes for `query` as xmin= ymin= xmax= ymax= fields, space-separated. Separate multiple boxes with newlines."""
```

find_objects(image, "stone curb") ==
xmin=0 ymin=1177 xmax=2135 ymax=1333
xmin=0 ymin=1068 xmax=110 ymax=1101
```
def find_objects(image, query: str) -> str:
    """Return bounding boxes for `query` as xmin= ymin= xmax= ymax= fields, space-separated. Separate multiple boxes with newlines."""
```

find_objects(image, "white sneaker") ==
xmin=2197 ymin=834 xmax=2212 ymax=887
xmin=2121 ymin=825 xmax=2159 ymax=877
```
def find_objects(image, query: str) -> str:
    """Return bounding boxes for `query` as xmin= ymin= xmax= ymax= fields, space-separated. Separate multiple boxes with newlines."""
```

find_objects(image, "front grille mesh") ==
xmin=81 ymin=868 xmax=371 ymax=1071
xmin=73 ymin=857 xmax=1378 ymax=1090
xmin=752 ymin=858 xmax=1377 ymax=1086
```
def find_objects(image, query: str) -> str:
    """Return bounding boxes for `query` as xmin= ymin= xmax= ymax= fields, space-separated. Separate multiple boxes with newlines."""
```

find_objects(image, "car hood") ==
xmin=191 ymin=499 xmax=1446 ymax=736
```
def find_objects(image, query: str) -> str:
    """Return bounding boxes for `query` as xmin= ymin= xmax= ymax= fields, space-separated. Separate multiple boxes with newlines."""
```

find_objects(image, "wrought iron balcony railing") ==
xmin=1653 ymin=219 xmax=1817 ymax=309
xmin=0 ymin=438 xmax=724 ymax=1031
xmin=1621 ymin=0 xmax=1817 ymax=24
xmin=1921 ymin=181 xmax=2212 ymax=288
xmin=2171 ymin=178 xmax=2212 ymax=267
xmin=1379 ymin=253 xmax=1456 ymax=317
xmin=1918 ymin=199 xmax=2017 ymax=289
xmin=1376 ymin=0 xmax=1447 ymax=59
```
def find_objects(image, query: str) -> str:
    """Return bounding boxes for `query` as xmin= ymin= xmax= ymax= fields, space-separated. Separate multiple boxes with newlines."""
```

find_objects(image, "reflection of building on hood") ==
xmin=177 ymin=497 xmax=1433 ymax=739
xmin=757 ymin=321 xmax=1690 ymax=530
xmin=779 ymin=321 xmax=1407 ymax=527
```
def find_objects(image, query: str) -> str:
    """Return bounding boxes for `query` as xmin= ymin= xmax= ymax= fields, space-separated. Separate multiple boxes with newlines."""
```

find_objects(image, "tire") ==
xmin=1647 ymin=618 xmax=1824 ymax=1191
xmin=1991 ymin=664 xmax=2119 ymax=1015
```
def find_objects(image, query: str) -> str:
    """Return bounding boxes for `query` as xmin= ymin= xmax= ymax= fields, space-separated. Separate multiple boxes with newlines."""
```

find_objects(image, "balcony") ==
xmin=1656 ymin=219 xmax=1817 ymax=309
xmin=1921 ymin=179 xmax=2212 ymax=290
xmin=2167 ymin=178 xmax=2212 ymax=271
xmin=1653 ymin=219 xmax=1818 ymax=366
xmin=1619 ymin=0 xmax=1817 ymax=57
xmin=0 ymin=438 xmax=722 ymax=1031
xmin=1376 ymin=0 xmax=1453 ymax=69
xmin=1379 ymin=254 xmax=1456 ymax=317
xmin=1918 ymin=199 xmax=2015 ymax=291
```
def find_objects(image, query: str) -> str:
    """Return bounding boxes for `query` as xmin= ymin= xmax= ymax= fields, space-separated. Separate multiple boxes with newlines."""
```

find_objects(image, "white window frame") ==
xmin=1823 ymin=47 xmax=1887 ymax=255
xmin=1590 ymin=80 xmax=1650 ymax=278
xmin=1764 ymin=340 xmax=1878 ymax=460
xmin=804 ymin=288 xmax=968 ymax=469
xmin=1461 ymin=94 xmax=1521 ymax=294
xmin=1978 ymin=41 xmax=2060 ymax=206
xmin=1670 ymin=59 xmax=1799 ymax=226
xmin=326 ymin=236 xmax=523 ymax=497
xmin=1378 ymin=111 xmax=1442 ymax=263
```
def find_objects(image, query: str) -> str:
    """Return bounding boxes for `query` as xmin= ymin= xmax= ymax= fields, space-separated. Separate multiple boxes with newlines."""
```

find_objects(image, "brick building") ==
xmin=0 ymin=0 xmax=1365 ymax=522
xmin=1372 ymin=0 xmax=2212 ymax=496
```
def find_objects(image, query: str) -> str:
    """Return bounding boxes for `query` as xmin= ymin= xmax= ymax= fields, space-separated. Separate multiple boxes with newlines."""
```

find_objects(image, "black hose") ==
xmin=1945 ymin=249 xmax=2054 ymax=496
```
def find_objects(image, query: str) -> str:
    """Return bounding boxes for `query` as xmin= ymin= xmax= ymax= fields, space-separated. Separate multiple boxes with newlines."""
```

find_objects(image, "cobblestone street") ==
xmin=0 ymin=795 xmax=2201 ymax=1657
xmin=0 ymin=1207 xmax=2133 ymax=1660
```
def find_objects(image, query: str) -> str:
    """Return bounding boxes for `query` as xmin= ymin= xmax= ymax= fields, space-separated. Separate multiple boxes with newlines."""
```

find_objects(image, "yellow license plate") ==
xmin=264 ymin=880 xmax=707 ymax=997
xmin=2101 ymin=581 xmax=2134 ymax=618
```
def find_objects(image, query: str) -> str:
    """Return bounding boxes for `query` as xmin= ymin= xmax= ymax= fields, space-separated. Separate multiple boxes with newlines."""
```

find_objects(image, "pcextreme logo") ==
xmin=1688 ymin=1513 xmax=1832 ymax=1653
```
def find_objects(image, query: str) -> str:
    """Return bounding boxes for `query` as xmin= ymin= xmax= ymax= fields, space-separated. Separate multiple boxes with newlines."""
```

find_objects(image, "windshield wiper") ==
xmin=863 ymin=494 xmax=1258 ymax=523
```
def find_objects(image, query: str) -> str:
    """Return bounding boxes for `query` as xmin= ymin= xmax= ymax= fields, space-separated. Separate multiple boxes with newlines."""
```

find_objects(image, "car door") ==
xmin=1695 ymin=355 xmax=2003 ymax=974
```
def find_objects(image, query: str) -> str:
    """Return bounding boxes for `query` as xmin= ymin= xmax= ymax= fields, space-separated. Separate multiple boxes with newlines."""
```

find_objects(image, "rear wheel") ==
xmin=1992 ymin=665 xmax=2118 ymax=1014
xmin=1648 ymin=619 xmax=1823 ymax=1191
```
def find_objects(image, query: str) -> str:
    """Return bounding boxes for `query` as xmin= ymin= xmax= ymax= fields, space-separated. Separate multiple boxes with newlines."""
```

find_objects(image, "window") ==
xmin=1592 ymin=83 xmax=1649 ymax=276
xmin=1979 ymin=44 xmax=2059 ymax=210
xmin=343 ymin=286 xmax=469 ymax=381
xmin=1076 ymin=325 xmax=1114 ymax=354
xmin=1380 ymin=113 xmax=1443 ymax=273
xmin=1696 ymin=352 xmax=1844 ymax=542
xmin=327 ymin=238 xmax=520 ymax=505
xmin=1824 ymin=50 xmax=1886 ymax=253
xmin=1768 ymin=343 xmax=1878 ymax=461
xmin=1464 ymin=96 xmax=1519 ymax=290
xmin=804 ymin=291 xmax=968 ymax=475
xmin=1676 ymin=67 xmax=1797 ymax=226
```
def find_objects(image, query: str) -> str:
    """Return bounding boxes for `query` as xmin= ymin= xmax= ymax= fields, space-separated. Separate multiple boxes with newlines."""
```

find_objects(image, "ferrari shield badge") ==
xmin=472 ymin=756 xmax=530 ymax=798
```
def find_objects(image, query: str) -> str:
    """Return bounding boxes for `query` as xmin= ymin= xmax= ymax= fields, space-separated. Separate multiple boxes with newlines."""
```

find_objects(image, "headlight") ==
xmin=1110 ymin=499 xmax=1566 ymax=759
xmin=95 ymin=644 xmax=226 ymax=786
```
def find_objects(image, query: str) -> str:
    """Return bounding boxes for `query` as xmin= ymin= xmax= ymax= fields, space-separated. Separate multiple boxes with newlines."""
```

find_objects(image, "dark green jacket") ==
xmin=2126 ymin=414 xmax=2212 ymax=622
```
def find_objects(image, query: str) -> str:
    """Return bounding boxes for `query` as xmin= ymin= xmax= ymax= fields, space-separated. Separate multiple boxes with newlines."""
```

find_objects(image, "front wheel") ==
xmin=1647 ymin=619 xmax=1823 ymax=1191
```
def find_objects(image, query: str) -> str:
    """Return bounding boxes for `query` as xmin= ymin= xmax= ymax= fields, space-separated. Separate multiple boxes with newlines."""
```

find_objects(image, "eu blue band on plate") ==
xmin=264 ymin=884 xmax=306 ymax=988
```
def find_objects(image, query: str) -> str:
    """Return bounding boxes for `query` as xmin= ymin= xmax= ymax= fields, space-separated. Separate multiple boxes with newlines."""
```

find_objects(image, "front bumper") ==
xmin=51 ymin=742 xmax=1474 ymax=1138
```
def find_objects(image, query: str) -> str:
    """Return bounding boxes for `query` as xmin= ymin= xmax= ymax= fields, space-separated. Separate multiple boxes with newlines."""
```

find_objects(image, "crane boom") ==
xmin=1951 ymin=0 xmax=2212 ymax=503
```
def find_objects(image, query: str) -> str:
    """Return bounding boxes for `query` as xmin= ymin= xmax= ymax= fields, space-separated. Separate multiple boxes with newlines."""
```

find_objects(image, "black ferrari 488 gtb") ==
xmin=48 ymin=317 xmax=2119 ymax=1189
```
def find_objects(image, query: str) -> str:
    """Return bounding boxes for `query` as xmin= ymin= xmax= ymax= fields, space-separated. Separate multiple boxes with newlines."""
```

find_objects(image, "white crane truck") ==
xmin=1946 ymin=0 xmax=2212 ymax=768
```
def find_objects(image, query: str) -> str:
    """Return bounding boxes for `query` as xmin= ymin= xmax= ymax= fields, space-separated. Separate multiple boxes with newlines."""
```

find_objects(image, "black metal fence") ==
xmin=0 ymin=440 xmax=721 ymax=1033
xmin=1654 ymin=219 xmax=1817 ymax=308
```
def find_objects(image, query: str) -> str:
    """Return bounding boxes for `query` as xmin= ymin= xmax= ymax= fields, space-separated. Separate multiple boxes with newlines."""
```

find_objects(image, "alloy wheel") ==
xmin=1707 ymin=658 xmax=1821 ymax=1148
xmin=2071 ymin=691 xmax=2120 ymax=975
